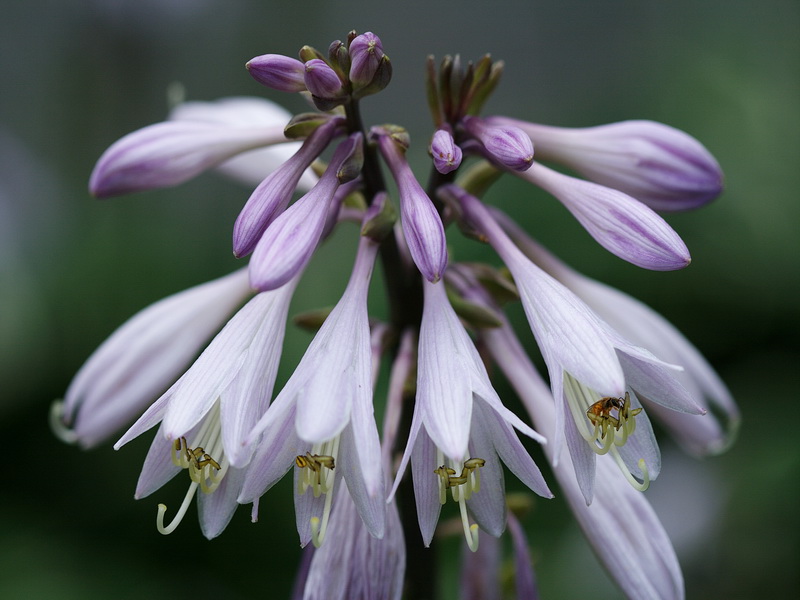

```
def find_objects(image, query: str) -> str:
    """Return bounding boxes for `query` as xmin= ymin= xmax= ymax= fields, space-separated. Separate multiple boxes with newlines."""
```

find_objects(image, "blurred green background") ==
xmin=1 ymin=1 xmax=798 ymax=598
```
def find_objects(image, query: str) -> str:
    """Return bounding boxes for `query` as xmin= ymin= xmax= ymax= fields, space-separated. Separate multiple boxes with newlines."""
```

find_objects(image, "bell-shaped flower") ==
xmin=372 ymin=126 xmax=448 ymax=282
xmin=246 ymin=54 xmax=308 ymax=93
xmin=249 ymin=133 xmax=363 ymax=291
xmin=52 ymin=268 xmax=252 ymax=449
xmin=90 ymin=97 xmax=301 ymax=197
xmin=301 ymin=482 xmax=405 ymax=600
xmin=232 ymin=116 xmax=343 ymax=257
xmin=461 ymin=115 xmax=534 ymax=172
xmin=483 ymin=323 xmax=684 ymax=599
xmin=429 ymin=128 xmax=463 ymax=174
xmin=239 ymin=232 xmax=385 ymax=547
xmin=390 ymin=279 xmax=552 ymax=552
xmin=450 ymin=185 xmax=705 ymax=503
xmin=113 ymin=275 xmax=299 ymax=539
xmin=490 ymin=116 xmax=723 ymax=212
xmin=515 ymin=163 xmax=691 ymax=270
xmin=496 ymin=211 xmax=739 ymax=455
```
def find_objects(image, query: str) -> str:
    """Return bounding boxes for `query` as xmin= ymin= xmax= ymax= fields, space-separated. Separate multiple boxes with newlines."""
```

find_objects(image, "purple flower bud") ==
xmin=304 ymin=59 xmax=345 ymax=100
xmin=246 ymin=54 xmax=307 ymax=93
xmin=249 ymin=133 xmax=363 ymax=291
xmin=518 ymin=163 xmax=691 ymax=271
xmin=373 ymin=127 xmax=448 ymax=282
xmin=233 ymin=116 xmax=343 ymax=258
xmin=462 ymin=116 xmax=533 ymax=172
xmin=429 ymin=129 xmax=462 ymax=174
xmin=490 ymin=117 xmax=723 ymax=211
xmin=348 ymin=32 xmax=384 ymax=87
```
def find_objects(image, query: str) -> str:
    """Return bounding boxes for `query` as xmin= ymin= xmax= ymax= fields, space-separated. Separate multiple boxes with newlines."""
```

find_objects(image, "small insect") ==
xmin=586 ymin=396 xmax=625 ymax=430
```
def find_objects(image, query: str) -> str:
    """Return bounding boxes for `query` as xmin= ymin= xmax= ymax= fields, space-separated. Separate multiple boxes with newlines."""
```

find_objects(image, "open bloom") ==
xmin=391 ymin=279 xmax=551 ymax=551
xmin=239 ymin=232 xmax=385 ymax=547
xmin=483 ymin=321 xmax=684 ymax=599
xmin=495 ymin=210 xmax=739 ymax=455
xmin=52 ymin=268 xmax=252 ymax=449
xmin=90 ymin=97 xmax=311 ymax=197
xmin=449 ymin=186 xmax=704 ymax=503
xmin=113 ymin=276 xmax=299 ymax=539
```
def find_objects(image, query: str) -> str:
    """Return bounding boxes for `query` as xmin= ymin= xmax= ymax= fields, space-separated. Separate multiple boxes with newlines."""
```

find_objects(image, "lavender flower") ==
xmin=390 ymin=279 xmax=551 ymax=551
xmin=448 ymin=185 xmax=704 ymax=502
xmin=52 ymin=268 xmax=252 ymax=449
xmin=495 ymin=211 xmax=739 ymax=454
xmin=490 ymin=117 xmax=723 ymax=211
xmin=240 ymin=232 xmax=384 ymax=547
xmin=90 ymin=97 xmax=300 ymax=197
xmin=113 ymin=276 xmax=299 ymax=538
xmin=348 ymin=31 xmax=392 ymax=97
xmin=483 ymin=321 xmax=684 ymax=599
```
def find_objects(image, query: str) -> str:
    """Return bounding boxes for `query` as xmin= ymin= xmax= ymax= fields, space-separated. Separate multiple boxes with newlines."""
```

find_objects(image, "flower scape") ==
xmin=52 ymin=31 xmax=739 ymax=599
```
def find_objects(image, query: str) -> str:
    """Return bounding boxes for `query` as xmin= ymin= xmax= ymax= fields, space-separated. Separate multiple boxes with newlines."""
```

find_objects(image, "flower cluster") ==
xmin=53 ymin=30 xmax=737 ymax=599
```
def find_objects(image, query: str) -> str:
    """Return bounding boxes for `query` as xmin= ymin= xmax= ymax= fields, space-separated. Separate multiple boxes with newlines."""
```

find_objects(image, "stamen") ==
xmin=156 ymin=482 xmax=199 ymax=535
xmin=434 ymin=449 xmax=485 ymax=552
xmin=294 ymin=436 xmax=341 ymax=548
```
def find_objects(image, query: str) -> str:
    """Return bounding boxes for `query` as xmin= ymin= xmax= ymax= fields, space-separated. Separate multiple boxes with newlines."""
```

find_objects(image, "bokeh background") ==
xmin=2 ymin=0 xmax=798 ymax=598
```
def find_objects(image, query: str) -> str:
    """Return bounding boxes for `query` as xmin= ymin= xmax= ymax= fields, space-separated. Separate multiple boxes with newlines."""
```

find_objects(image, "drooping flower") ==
xmin=90 ymin=97 xmax=305 ymax=197
xmin=390 ymin=279 xmax=551 ymax=551
xmin=482 ymin=321 xmax=684 ymax=599
xmin=489 ymin=116 xmax=723 ymax=211
xmin=52 ymin=268 xmax=252 ymax=449
xmin=448 ymin=185 xmax=704 ymax=503
xmin=494 ymin=209 xmax=739 ymax=455
xmin=239 ymin=231 xmax=385 ymax=547
xmin=113 ymin=275 xmax=299 ymax=538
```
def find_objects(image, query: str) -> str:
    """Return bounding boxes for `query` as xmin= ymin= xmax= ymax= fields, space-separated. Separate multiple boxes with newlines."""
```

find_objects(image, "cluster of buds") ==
xmin=53 ymin=30 xmax=738 ymax=599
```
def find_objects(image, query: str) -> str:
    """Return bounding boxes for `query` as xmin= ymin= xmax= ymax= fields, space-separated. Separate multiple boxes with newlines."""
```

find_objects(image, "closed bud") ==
xmin=429 ymin=128 xmax=463 ymax=174
xmin=246 ymin=54 xmax=307 ymax=93
xmin=349 ymin=32 xmax=392 ymax=97
xmin=304 ymin=59 xmax=347 ymax=110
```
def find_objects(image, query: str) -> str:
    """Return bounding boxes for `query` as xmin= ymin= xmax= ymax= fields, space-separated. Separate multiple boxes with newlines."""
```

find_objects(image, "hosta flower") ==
xmin=90 ymin=97 xmax=309 ymax=197
xmin=483 ymin=321 xmax=684 ymax=599
xmin=239 ymin=232 xmax=384 ymax=547
xmin=391 ymin=279 xmax=551 ymax=551
xmin=246 ymin=54 xmax=308 ymax=93
xmin=52 ymin=268 xmax=252 ymax=449
xmin=113 ymin=276 xmax=299 ymax=538
xmin=495 ymin=210 xmax=739 ymax=455
xmin=461 ymin=115 xmax=534 ymax=172
xmin=429 ymin=128 xmax=463 ymax=174
xmin=449 ymin=185 xmax=704 ymax=503
xmin=489 ymin=116 xmax=723 ymax=212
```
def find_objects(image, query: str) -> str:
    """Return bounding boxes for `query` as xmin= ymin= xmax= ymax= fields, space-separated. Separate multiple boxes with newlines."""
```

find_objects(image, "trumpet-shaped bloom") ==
xmin=495 ymin=211 xmax=739 ymax=455
xmin=373 ymin=126 xmax=448 ymax=282
xmin=90 ymin=97 xmax=304 ymax=197
xmin=483 ymin=322 xmax=684 ymax=599
xmin=240 ymin=233 xmax=385 ymax=547
xmin=113 ymin=276 xmax=299 ymax=538
xmin=450 ymin=186 xmax=704 ymax=503
xmin=391 ymin=280 xmax=551 ymax=551
xmin=52 ymin=268 xmax=252 ymax=449
xmin=491 ymin=116 xmax=723 ymax=212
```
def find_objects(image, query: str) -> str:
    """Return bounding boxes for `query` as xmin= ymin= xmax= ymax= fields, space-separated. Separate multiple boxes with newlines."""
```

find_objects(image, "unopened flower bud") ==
xmin=349 ymin=32 xmax=392 ymax=97
xmin=304 ymin=59 xmax=346 ymax=103
xmin=462 ymin=116 xmax=533 ymax=172
xmin=246 ymin=54 xmax=307 ymax=93
xmin=429 ymin=128 xmax=462 ymax=174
